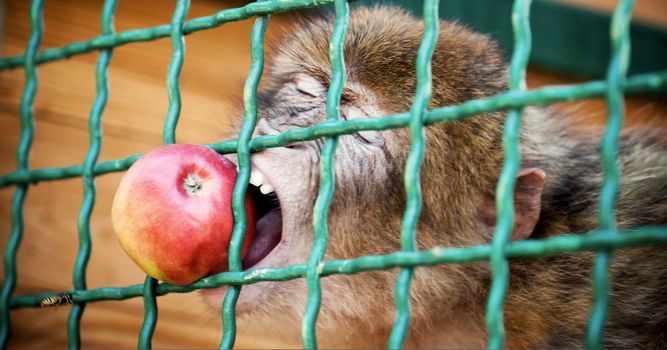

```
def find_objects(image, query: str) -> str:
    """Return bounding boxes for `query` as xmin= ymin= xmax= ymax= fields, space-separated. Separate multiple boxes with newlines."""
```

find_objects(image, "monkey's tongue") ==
xmin=242 ymin=208 xmax=282 ymax=269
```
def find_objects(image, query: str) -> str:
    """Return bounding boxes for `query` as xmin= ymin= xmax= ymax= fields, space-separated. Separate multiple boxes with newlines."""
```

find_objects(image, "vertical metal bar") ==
xmin=137 ymin=1 xmax=191 ymax=348
xmin=486 ymin=0 xmax=532 ymax=348
xmin=586 ymin=0 xmax=634 ymax=348
xmin=219 ymin=12 xmax=269 ymax=350
xmin=301 ymin=0 xmax=348 ymax=348
xmin=67 ymin=1 xmax=118 ymax=348
xmin=138 ymin=276 xmax=158 ymax=350
xmin=162 ymin=0 xmax=190 ymax=144
xmin=387 ymin=0 xmax=439 ymax=348
xmin=0 ymin=0 xmax=44 ymax=348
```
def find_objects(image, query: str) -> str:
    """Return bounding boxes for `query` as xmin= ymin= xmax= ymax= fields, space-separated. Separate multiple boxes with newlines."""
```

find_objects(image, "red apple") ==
xmin=111 ymin=144 xmax=256 ymax=285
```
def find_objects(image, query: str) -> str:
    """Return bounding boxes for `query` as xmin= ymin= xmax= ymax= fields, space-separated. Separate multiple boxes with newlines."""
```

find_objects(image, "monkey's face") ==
xmin=202 ymin=70 xmax=410 ymax=342
xmin=202 ymin=7 xmax=509 ymax=345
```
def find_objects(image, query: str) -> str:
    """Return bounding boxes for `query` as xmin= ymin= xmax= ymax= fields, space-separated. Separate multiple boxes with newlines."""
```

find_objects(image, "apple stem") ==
xmin=184 ymin=174 xmax=203 ymax=195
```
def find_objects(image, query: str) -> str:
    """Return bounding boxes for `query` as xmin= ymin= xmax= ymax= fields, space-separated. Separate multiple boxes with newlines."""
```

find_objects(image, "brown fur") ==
xmin=204 ymin=6 xmax=667 ymax=348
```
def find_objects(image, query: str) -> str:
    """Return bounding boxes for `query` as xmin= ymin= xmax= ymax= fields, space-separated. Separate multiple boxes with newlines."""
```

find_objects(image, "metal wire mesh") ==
xmin=1 ymin=0 xmax=667 ymax=349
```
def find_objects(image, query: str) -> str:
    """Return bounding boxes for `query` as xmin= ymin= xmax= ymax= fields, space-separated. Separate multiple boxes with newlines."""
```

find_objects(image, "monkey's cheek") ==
xmin=199 ymin=287 xmax=228 ymax=313
xmin=200 ymin=282 xmax=279 ymax=314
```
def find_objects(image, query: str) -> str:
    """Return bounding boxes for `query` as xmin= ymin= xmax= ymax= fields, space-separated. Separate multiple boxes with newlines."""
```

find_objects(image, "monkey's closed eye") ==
xmin=352 ymin=130 xmax=384 ymax=147
xmin=341 ymin=106 xmax=385 ymax=147
xmin=292 ymin=73 xmax=326 ymax=98
xmin=353 ymin=132 xmax=371 ymax=144
xmin=296 ymin=87 xmax=318 ymax=98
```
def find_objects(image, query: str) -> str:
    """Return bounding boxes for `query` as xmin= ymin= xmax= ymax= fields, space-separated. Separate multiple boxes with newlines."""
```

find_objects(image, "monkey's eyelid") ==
xmin=292 ymin=74 xmax=326 ymax=97
xmin=353 ymin=132 xmax=372 ymax=144
xmin=352 ymin=130 xmax=387 ymax=148
xmin=338 ymin=110 xmax=367 ymax=143
xmin=295 ymin=86 xmax=319 ymax=98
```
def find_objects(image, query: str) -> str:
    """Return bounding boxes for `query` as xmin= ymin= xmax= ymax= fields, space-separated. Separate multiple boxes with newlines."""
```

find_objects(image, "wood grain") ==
xmin=0 ymin=0 xmax=665 ymax=348
xmin=1 ymin=0 xmax=280 ymax=348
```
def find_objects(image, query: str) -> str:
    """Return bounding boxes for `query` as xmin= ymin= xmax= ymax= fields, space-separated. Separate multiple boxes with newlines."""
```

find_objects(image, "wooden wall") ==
xmin=0 ymin=0 xmax=665 ymax=348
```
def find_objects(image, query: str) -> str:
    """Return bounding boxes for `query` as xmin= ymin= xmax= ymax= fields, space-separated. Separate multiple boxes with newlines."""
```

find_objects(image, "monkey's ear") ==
xmin=479 ymin=168 xmax=546 ymax=241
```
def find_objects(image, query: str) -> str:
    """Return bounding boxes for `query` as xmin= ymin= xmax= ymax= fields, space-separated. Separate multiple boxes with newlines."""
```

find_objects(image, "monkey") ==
xmin=202 ymin=6 xmax=667 ymax=348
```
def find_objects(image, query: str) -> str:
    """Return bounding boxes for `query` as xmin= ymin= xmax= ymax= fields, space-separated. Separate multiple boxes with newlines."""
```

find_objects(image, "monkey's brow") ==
xmin=340 ymin=90 xmax=356 ymax=103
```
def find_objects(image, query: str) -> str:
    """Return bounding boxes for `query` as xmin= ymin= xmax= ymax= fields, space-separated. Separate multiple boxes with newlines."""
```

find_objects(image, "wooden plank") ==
xmin=1 ymin=0 xmax=268 ymax=348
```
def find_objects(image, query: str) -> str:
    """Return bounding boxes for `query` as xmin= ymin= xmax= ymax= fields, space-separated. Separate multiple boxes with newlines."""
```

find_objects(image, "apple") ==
xmin=111 ymin=144 xmax=256 ymax=285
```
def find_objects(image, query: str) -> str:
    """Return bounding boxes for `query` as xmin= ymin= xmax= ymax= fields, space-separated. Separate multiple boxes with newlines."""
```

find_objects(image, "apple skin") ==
xmin=111 ymin=144 xmax=256 ymax=285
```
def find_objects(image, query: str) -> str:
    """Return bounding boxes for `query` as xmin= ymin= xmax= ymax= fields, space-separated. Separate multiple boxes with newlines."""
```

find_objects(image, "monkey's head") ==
xmin=203 ymin=6 xmax=547 ymax=346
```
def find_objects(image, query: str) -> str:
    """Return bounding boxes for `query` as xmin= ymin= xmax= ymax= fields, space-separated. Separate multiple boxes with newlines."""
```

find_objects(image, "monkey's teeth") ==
xmin=249 ymin=167 xmax=274 ymax=194
xmin=259 ymin=184 xmax=274 ymax=195
xmin=249 ymin=171 xmax=264 ymax=187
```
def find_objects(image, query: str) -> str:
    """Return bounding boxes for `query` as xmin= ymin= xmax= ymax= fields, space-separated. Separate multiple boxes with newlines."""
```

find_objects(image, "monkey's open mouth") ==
xmin=242 ymin=180 xmax=282 ymax=270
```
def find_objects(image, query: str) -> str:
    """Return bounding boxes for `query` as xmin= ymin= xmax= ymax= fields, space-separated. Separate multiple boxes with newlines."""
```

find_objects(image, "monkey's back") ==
xmin=508 ymin=115 xmax=667 ymax=349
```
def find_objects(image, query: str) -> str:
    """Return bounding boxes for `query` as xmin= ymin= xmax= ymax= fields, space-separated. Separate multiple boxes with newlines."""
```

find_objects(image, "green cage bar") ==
xmin=220 ymin=10 xmax=269 ymax=349
xmin=162 ymin=0 xmax=190 ymax=145
xmin=485 ymin=0 xmax=532 ymax=348
xmin=302 ymin=0 xmax=348 ymax=348
xmin=587 ymin=0 xmax=635 ymax=348
xmin=0 ymin=0 xmax=339 ymax=71
xmin=67 ymin=0 xmax=118 ymax=348
xmin=0 ymin=0 xmax=44 ymax=348
xmin=139 ymin=276 xmax=158 ymax=350
xmin=388 ymin=0 xmax=439 ymax=348
xmin=137 ymin=0 xmax=193 ymax=347
xmin=0 ymin=70 xmax=664 ymax=189
xmin=6 ymin=227 xmax=667 ymax=310
xmin=1 ymin=0 xmax=667 ymax=349
xmin=366 ymin=0 xmax=667 ymax=78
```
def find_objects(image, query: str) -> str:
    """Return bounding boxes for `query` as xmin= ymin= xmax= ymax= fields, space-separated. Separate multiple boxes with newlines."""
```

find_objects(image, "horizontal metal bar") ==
xmin=0 ymin=0 xmax=335 ymax=70
xmin=10 ymin=226 xmax=667 ymax=308
xmin=374 ymin=0 xmax=667 ymax=78
xmin=0 ymin=70 xmax=664 ymax=188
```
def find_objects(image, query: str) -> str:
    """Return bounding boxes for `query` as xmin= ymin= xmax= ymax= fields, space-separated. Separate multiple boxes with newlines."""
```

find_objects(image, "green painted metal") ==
xmin=219 ymin=11 xmax=269 ymax=349
xmin=587 ymin=0 xmax=635 ymax=348
xmin=486 ymin=0 xmax=531 ymax=348
xmin=360 ymin=0 xmax=667 ymax=78
xmin=8 ymin=227 xmax=667 ymax=310
xmin=0 ymin=72 xmax=664 ymax=189
xmin=302 ymin=0 xmax=348 ymax=348
xmin=1 ymin=0 xmax=667 ymax=349
xmin=162 ymin=0 xmax=191 ymax=145
xmin=137 ymin=2 xmax=192 ymax=347
xmin=67 ymin=1 xmax=118 ymax=348
xmin=0 ymin=0 xmax=337 ymax=71
xmin=0 ymin=0 xmax=44 ymax=348
xmin=138 ymin=277 xmax=158 ymax=350
xmin=388 ymin=0 xmax=438 ymax=348
xmin=139 ymin=0 xmax=194 ymax=347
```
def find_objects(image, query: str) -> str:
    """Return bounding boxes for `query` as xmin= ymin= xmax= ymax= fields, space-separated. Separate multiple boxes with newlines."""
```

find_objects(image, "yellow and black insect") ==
xmin=40 ymin=292 xmax=76 ymax=307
